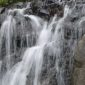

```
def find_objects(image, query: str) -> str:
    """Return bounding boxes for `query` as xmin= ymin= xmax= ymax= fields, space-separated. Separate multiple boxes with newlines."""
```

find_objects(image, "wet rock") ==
xmin=0 ymin=7 xmax=7 ymax=27
xmin=39 ymin=9 xmax=49 ymax=15
xmin=73 ymin=34 xmax=85 ymax=85
xmin=0 ymin=7 xmax=5 ymax=14
xmin=24 ymin=8 xmax=32 ymax=15
xmin=0 ymin=12 xmax=7 ymax=28
xmin=46 ymin=0 xmax=55 ymax=4
xmin=38 ymin=9 xmax=49 ymax=20
xmin=39 ymin=44 xmax=57 ymax=85
xmin=13 ymin=2 xmax=24 ymax=8
xmin=48 ymin=4 xmax=63 ymax=17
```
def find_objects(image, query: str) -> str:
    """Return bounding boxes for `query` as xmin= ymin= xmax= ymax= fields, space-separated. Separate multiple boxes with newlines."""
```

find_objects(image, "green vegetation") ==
xmin=0 ymin=0 xmax=31 ymax=6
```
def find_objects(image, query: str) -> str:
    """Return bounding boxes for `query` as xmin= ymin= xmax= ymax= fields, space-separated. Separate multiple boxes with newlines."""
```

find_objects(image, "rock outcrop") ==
xmin=73 ymin=34 xmax=85 ymax=85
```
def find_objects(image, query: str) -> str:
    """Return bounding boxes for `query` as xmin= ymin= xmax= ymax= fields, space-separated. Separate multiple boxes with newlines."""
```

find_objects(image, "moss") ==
xmin=0 ymin=0 xmax=32 ymax=7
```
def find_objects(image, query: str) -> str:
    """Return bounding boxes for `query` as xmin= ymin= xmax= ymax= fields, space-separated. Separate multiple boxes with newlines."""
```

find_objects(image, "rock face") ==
xmin=73 ymin=35 xmax=85 ymax=85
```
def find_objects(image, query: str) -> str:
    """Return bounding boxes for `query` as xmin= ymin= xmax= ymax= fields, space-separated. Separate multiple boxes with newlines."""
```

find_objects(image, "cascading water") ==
xmin=1 ymin=14 xmax=54 ymax=85
xmin=0 ymin=1 xmax=85 ymax=85
xmin=0 ymin=14 xmax=16 ymax=70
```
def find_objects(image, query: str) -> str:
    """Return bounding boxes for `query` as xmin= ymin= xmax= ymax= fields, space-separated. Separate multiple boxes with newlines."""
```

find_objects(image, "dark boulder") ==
xmin=0 ymin=7 xmax=5 ymax=14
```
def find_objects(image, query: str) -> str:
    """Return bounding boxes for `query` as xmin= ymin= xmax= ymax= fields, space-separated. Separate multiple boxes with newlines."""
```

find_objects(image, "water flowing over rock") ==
xmin=0 ymin=0 xmax=85 ymax=85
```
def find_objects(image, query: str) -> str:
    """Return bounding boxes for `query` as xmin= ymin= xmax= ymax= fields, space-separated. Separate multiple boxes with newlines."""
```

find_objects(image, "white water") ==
xmin=1 ymin=13 xmax=55 ymax=85
xmin=2 ymin=45 xmax=44 ymax=85
xmin=0 ymin=15 xmax=16 ymax=70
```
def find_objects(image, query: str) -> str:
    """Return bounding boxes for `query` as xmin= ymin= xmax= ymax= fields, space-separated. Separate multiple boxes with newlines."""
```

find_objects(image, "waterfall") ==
xmin=1 ymin=13 xmax=55 ymax=85
xmin=0 ymin=2 xmax=84 ymax=85
xmin=0 ymin=15 xmax=16 ymax=70
xmin=2 ymin=45 xmax=44 ymax=85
